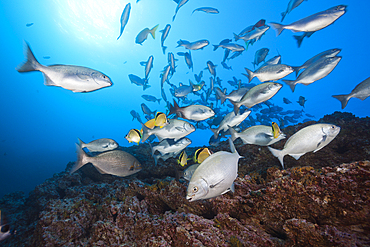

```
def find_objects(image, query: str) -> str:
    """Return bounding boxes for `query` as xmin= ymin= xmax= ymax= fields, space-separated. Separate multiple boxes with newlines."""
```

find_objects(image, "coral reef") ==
xmin=1 ymin=112 xmax=370 ymax=246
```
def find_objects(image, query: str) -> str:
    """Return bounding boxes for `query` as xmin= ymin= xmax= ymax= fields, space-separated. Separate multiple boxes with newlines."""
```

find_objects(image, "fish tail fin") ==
xmin=162 ymin=46 xmax=167 ymax=54
xmin=280 ymin=12 xmax=286 ymax=22
xmin=233 ymin=33 xmax=239 ymax=41
xmin=267 ymin=146 xmax=285 ymax=169
xmin=228 ymin=137 xmax=241 ymax=158
xmin=243 ymin=68 xmax=254 ymax=83
xmin=143 ymin=83 xmax=151 ymax=91
xmin=291 ymin=66 xmax=301 ymax=77
xmin=16 ymin=42 xmax=41 ymax=73
xmin=215 ymin=87 xmax=227 ymax=104
xmin=228 ymin=126 xmax=239 ymax=142
xmin=230 ymin=99 xmax=240 ymax=115
xmin=293 ymin=34 xmax=304 ymax=48
xmin=70 ymin=143 xmax=88 ymax=174
xmin=332 ymin=94 xmax=351 ymax=109
xmin=150 ymin=24 xmax=159 ymax=39
xmin=210 ymin=128 xmax=218 ymax=139
xmin=141 ymin=123 xmax=153 ymax=142
xmin=169 ymin=99 xmax=179 ymax=116
xmin=282 ymin=79 xmax=297 ymax=93
xmin=77 ymin=137 xmax=85 ymax=148
xmin=213 ymin=45 xmax=219 ymax=51
xmin=270 ymin=22 xmax=285 ymax=36
xmin=157 ymin=98 xmax=161 ymax=104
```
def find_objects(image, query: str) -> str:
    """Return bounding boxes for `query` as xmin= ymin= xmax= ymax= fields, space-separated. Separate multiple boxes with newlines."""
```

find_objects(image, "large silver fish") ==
xmin=186 ymin=138 xmax=241 ymax=202
xmin=151 ymin=138 xmax=191 ymax=156
xmin=292 ymin=48 xmax=341 ymax=76
xmin=283 ymin=56 xmax=341 ymax=92
xmin=141 ymin=119 xmax=195 ymax=142
xmin=71 ymin=144 xmax=142 ymax=177
xmin=281 ymin=0 xmax=307 ymax=22
xmin=117 ymin=3 xmax=131 ymax=40
xmin=243 ymin=64 xmax=293 ymax=83
xmin=268 ymin=123 xmax=340 ymax=168
xmin=177 ymin=39 xmax=209 ymax=50
xmin=16 ymin=43 xmax=112 ymax=93
xmin=78 ymin=138 xmax=118 ymax=152
xmin=160 ymin=24 xmax=171 ymax=54
xmin=210 ymin=110 xmax=251 ymax=138
xmin=231 ymin=82 xmax=283 ymax=113
xmin=169 ymin=100 xmax=215 ymax=121
xmin=271 ymin=5 xmax=347 ymax=45
xmin=229 ymin=125 xmax=286 ymax=146
xmin=332 ymin=77 xmax=370 ymax=109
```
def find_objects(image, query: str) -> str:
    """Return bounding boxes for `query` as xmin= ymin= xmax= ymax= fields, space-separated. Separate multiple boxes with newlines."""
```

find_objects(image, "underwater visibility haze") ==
xmin=0 ymin=0 xmax=370 ymax=244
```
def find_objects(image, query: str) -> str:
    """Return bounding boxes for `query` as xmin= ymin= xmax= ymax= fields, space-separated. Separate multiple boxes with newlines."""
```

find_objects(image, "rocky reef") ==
xmin=1 ymin=112 xmax=370 ymax=246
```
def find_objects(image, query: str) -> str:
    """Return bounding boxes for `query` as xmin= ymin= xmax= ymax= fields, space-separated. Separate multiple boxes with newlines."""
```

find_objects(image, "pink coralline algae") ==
xmin=0 ymin=112 xmax=369 ymax=246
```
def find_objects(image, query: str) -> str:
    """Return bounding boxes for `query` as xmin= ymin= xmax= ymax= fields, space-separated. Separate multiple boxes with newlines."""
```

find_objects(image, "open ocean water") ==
xmin=0 ymin=0 xmax=369 ymax=200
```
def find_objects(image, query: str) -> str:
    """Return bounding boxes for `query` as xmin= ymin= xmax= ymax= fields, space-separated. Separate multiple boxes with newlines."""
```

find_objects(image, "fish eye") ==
xmin=193 ymin=186 xmax=198 ymax=193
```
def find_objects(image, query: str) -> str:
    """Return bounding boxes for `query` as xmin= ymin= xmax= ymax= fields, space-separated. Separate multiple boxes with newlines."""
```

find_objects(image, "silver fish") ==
xmin=229 ymin=125 xmax=286 ymax=146
xmin=169 ymin=100 xmax=215 ymax=121
xmin=231 ymin=82 xmax=283 ymax=113
xmin=161 ymin=64 xmax=171 ymax=87
xmin=160 ymin=24 xmax=171 ymax=54
xmin=168 ymin=52 xmax=177 ymax=75
xmin=141 ymin=103 xmax=156 ymax=117
xmin=16 ymin=42 xmax=112 ymax=93
xmin=292 ymin=48 xmax=341 ymax=76
xmin=183 ymin=164 xmax=200 ymax=181
xmin=140 ymin=55 xmax=154 ymax=83
xmin=151 ymin=138 xmax=191 ymax=157
xmin=78 ymin=138 xmax=118 ymax=152
xmin=192 ymin=7 xmax=219 ymax=14
xmin=177 ymin=39 xmax=209 ymax=50
xmin=71 ymin=144 xmax=142 ymax=177
xmin=186 ymin=138 xmax=241 ymax=202
xmin=135 ymin=25 xmax=159 ymax=45
xmin=213 ymin=43 xmax=245 ymax=52
xmin=117 ymin=3 xmax=131 ymax=40
xmin=215 ymin=87 xmax=249 ymax=104
xmin=233 ymin=25 xmax=270 ymax=43
xmin=271 ymin=5 xmax=347 ymax=35
xmin=332 ymin=77 xmax=370 ymax=109
xmin=141 ymin=119 xmax=195 ymax=142
xmin=268 ymin=123 xmax=340 ymax=168
xmin=210 ymin=110 xmax=251 ymax=138
xmin=243 ymin=64 xmax=293 ymax=83
xmin=283 ymin=56 xmax=341 ymax=92
xmin=173 ymin=0 xmax=189 ymax=21
xmin=206 ymin=61 xmax=217 ymax=78
xmin=259 ymin=55 xmax=282 ymax=68
xmin=177 ymin=51 xmax=193 ymax=71
xmin=281 ymin=0 xmax=307 ymax=22
xmin=128 ymin=74 xmax=150 ymax=90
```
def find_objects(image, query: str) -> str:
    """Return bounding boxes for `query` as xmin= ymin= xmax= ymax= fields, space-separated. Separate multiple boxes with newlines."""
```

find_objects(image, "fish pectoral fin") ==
xmin=316 ymin=131 xmax=328 ymax=148
xmin=77 ymin=74 xmax=91 ymax=81
xmin=94 ymin=165 xmax=108 ymax=174
xmin=43 ymin=74 xmax=57 ymax=86
xmin=175 ymin=127 xmax=184 ymax=132
xmin=290 ymin=153 xmax=304 ymax=160
xmin=210 ymin=179 xmax=224 ymax=188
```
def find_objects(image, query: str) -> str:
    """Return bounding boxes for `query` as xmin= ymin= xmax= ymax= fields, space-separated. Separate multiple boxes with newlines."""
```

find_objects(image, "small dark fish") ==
xmin=297 ymin=96 xmax=307 ymax=107
xmin=283 ymin=97 xmax=292 ymax=104
xmin=141 ymin=103 xmax=156 ymax=117
xmin=130 ymin=110 xmax=143 ymax=123
xmin=192 ymin=7 xmax=219 ymax=14
xmin=221 ymin=61 xmax=232 ymax=70
xmin=177 ymin=51 xmax=193 ymax=71
xmin=43 ymin=56 xmax=50 ymax=59
xmin=26 ymin=23 xmax=34 ymax=27
xmin=142 ymin=94 xmax=161 ymax=104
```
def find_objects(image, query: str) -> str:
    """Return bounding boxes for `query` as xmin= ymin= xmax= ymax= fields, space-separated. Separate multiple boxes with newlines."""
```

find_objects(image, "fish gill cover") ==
xmin=0 ymin=0 xmax=370 ymax=244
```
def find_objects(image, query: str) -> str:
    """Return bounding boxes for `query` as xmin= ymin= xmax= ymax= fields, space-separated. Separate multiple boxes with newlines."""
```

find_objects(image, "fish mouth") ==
xmin=186 ymin=195 xmax=193 ymax=201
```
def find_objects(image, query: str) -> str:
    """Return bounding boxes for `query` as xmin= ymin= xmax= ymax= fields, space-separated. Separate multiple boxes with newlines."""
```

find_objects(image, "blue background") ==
xmin=0 ymin=0 xmax=369 ymax=198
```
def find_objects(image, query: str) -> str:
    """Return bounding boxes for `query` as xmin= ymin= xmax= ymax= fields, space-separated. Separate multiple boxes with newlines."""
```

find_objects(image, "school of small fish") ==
xmin=15 ymin=0 xmax=370 ymax=207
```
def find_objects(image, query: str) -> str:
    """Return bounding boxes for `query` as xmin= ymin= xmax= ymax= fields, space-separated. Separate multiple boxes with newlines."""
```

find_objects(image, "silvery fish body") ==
xmin=152 ymin=138 xmax=191 ymax=157
xmin=332 ymin=77 xmax=370 ymax=109
xmin=283 ymin=56 xmax=341 ymax=92
xmin=173 ymin=83 xmax=193 ymax=98
xmin=232 ymin=82 xmax=283 ymax=113
xmin=183 ymin=164 xmax=200 ymax=181
xmin=293 ymin=48 xmax=341 ymax=75
xmin=168 ymin=52 xmax=177 ymax=75
xmin=173 ymin=104 xmax=215 ymax=121
xmin=186 ymin=138 xmax=241 ymax=202
xmin=140 ymin=55 xmax=154 ymax=82
xmin=206 ymin=61 xmax=217 ymax=77
xmin=211 ymin=110 xmax=251 ymax=138
xmin=215 ymin=87 xmax=249 ymax=104
xmin=16 ymin=43 xmax=113 ymax=93
xmin=259 ymin=55 xmax=282 ymax=68
xmin=142 ymin=119 xmax=195 ymax=142
xmin=229 ymin=125 xmax=286 ymax=146
xmin=268 ymin=123 xmax=340 ymax=168
xmin=161 ymin=65 xmax=171 ymax=86
xmin=213 ymin=43 xmax=245 ymax=52
xmin=177 ymin=39 xmax=209 ymax=50
xmin=271 ymin=5 xmax=347 ymax=35
xmin=78 ymin=138 xmax=119 ymax=152
xmin=173 ymin=0 xmax=189 ymax=21
xmin=244 ymin=64 xmax=293 ymax=83
xmin=117 ymin=3 xmax=131 ymax=40
xmin=192 ymin=7 xmax=219 ymax=14
xmin=160 ymin=24 xmax=171 ymax=54
xmin=234 ymin=25 xmax=270 ymax=42
xmin=71 ymin=145 xmax=142 ymax=177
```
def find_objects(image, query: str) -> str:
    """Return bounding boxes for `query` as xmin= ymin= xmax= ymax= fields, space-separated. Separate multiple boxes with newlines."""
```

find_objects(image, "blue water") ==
xmin=0 ymin=0 xmax=369 ymax=198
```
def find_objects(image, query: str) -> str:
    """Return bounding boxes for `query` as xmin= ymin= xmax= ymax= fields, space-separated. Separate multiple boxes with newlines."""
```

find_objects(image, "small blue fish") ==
xmin=142 ymin=94 xmax=161 ymax=104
